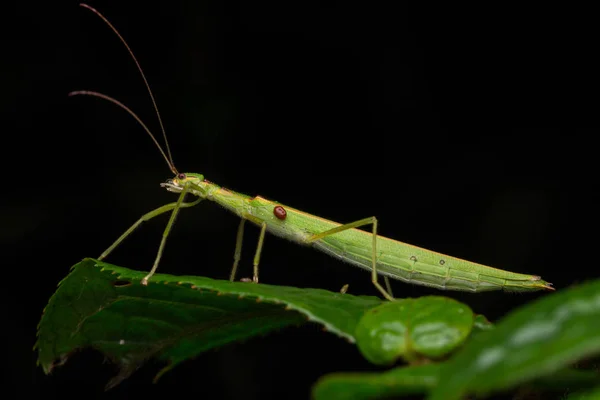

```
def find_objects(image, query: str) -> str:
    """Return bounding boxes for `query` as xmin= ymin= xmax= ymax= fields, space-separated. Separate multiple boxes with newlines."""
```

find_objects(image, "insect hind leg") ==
xmin=306 ymin=216 xmax=394 ymax=301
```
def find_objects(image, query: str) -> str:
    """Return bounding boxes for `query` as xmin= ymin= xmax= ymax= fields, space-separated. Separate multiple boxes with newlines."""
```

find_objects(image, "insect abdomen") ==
xmin=313 ymin=235 xmax=551 ymax=292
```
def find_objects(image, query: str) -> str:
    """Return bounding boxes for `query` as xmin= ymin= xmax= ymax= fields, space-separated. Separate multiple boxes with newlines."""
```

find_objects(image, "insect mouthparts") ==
xmin=160 ymin=180 xmax=177 ymax=190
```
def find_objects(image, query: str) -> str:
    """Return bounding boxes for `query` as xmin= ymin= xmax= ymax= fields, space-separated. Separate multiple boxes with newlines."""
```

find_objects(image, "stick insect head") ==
xmin=161 ymin=173 xmax=205 ymax=194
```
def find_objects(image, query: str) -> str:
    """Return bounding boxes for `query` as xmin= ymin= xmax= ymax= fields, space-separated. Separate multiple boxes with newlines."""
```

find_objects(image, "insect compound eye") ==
xmin=177 ymin=173 xmax=186 ymax=180
xmin=273 ymin=205 xmax=287 ymax=220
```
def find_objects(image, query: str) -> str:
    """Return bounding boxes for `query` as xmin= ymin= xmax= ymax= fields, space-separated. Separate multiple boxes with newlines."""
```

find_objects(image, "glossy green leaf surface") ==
xmin=36 ymin=258 xmax=381 ymax=386
xmin=428 ymin=279 xmax=600 ymax=400
xmin=354 ymin=296 xmax=474 ymax=365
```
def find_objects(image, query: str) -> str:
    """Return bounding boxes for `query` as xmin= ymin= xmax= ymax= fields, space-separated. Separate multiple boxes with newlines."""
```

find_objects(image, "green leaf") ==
xmin=565 ymin=386 xmax=600 ymax=400
xmin=312 ymin=364 xmax=440 ymax=400
xmin=427 ymin=279 xmax=600 ymax=400
xmin=36 ymin=258 xmax=381 ymax=387
xmin=529 ymin=368 xmax=600 ymax=392
xmin=312 ymin=365 xmax=599 ymax=400
xmin=354 ymin=296 xmax=474 ymax=365
xmin=472 ymin=313 xmax=494 ymax=332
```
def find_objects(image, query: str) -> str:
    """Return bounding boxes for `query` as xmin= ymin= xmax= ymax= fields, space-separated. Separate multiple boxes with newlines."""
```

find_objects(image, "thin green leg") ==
xmin=141 ymin=184 xmax=192 ymax=285
xmin=384 ymin=276 xmax=394 ymax=298
xmin=99 ymin=197 xmax=203 ymax=260
xmin=230 ymin=218 xmax=246 ymax=281
xmin=252 ymin=222 xmax=268 ymax=283
xmin=306 ymin=217 xmax=395 ymax=301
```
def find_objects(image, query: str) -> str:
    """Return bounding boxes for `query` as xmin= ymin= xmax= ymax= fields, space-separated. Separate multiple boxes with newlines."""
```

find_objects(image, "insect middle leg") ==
xmin=229 ymin=216 xmax=267 ymax=283
xmin=305 ymin=217 xmax=395 ymax=301
xmin=229 ymin=219 xmax=245 ymax=281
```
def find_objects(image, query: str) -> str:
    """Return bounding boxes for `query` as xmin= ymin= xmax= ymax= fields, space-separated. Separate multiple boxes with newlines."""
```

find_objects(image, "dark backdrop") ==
xmin=3 ymin=1 xmax=599 ymax=399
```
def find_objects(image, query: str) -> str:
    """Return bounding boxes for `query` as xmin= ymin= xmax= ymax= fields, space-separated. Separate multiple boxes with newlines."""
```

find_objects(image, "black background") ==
xmin=3 ymin=1 xmax=599 ymax=399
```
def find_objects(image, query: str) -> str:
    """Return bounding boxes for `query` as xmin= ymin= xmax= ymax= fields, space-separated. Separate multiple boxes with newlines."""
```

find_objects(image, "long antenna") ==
xmin=76 ymin=3 xmax=177 ymax=173
xmin=69 ymin=90 xmax=175 ymax=172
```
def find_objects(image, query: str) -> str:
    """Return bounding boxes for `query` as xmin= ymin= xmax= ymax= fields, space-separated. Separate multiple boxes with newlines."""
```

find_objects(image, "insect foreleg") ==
xmin=141 ymin=183 xmax=194 ymax=285
xmin=99 ymin=197 xmax=203 ymax=261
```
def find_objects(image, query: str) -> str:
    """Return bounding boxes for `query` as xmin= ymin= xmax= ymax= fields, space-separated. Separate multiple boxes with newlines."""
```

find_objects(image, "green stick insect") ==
xmin=72 ymin=4 xmax=553 ymax=301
